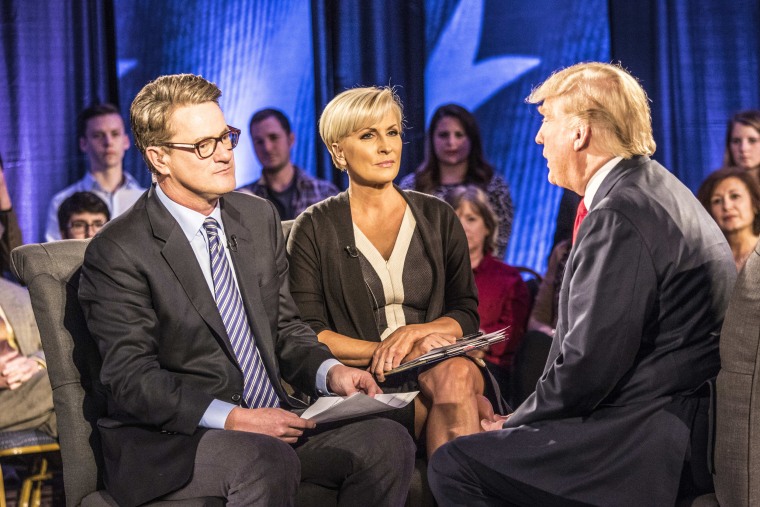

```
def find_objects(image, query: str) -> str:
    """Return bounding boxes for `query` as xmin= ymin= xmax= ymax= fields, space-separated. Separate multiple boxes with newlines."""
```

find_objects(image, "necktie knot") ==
xmin=203 ymin=217 xmax=220 ymax=238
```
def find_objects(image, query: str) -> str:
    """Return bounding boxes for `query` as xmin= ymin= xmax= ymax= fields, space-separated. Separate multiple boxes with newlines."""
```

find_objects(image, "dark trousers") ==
xmin=162 ymin=417 xmax=415 ymax=507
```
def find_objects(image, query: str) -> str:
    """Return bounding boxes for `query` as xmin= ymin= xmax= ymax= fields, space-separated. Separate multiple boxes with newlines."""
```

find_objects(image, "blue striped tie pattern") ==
xmin=203 ymin=218 xmax=280 ymax=408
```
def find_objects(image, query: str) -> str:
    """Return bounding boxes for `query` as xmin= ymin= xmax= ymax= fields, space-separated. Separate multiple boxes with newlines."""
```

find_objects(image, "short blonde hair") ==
xmin=319 ymin=86 xmax=403 ymax=169
xmin=527 ymin=62 xmax=656 ymax=158
xmin=130 ymin=74 xmax=222 ymax=174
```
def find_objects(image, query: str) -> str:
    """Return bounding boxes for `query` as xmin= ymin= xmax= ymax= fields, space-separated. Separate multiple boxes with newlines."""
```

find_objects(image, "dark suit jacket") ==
xmin=476 ymin=156 xmax=735 ymax=505
xmin=79 ymin=187 xmax=335 ymax=507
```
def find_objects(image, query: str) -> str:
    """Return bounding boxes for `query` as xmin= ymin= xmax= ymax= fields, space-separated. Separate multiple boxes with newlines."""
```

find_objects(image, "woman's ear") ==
xmin=332 ymin=142 xmax=347 ymax=168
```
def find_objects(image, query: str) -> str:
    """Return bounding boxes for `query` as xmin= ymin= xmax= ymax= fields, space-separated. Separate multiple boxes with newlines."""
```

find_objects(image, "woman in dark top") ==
xmin=399 ymin=104 xmax=514 ymax=257
xmin=287 ymin=87 xmax=498 ymax=458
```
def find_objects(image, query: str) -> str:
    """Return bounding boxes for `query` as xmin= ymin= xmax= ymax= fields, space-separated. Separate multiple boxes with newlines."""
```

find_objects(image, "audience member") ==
xmin=237 ymin=108 xmax=339 ymax=219
xmin=698 ymin=166 xmax=760 ymax=271
xmin=45 ymin=103 xmax=145 ymax=241
xmin=445 ymin=185 xmax=530 ymax=394
xmin=723 ymin=109 xmax=760 ymax=182
xmin=399 ymin=104 xmax=514 ymax=257
xmin=527 ymin=238 xmax=571 ymax=335
xmin=78 ymin=74 xmax=414 ymax=507
xmin=288 ymin=86 xmax=503 ymax=460
xmin=0 ymin=154 xmax=22 ymax=278
xmin=57 ymin=191 xmax=110 ymax=240
xmin=428 ymin=62 xmax=735 ymax=506
xmin=0 ymin=278 xmax=56 ymax=438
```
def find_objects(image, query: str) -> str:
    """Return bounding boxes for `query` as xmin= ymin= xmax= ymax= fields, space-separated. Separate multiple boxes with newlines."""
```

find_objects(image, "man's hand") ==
xmin=0 ymin=353 xmax=41 ymax=390
xmin=224 ymin=406 xmax=316 ymax=444
xmin=326 ymin=363 xmax=382 ymax=397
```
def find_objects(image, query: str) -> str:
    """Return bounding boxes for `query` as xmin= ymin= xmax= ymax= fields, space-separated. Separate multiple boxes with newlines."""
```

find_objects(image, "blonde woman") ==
xmin=287 ymin=87 xmax=501 ymax=458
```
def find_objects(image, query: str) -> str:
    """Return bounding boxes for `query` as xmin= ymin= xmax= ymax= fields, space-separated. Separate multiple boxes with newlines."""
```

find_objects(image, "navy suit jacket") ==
xmin=488 ymin=156 xmax=736 ymax=505
xmin=79 ymin=187 xmax=334 ymax=507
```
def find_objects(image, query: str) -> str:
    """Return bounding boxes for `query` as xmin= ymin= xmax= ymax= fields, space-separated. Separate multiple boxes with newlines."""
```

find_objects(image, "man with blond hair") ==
xmin=429 ymin=62 xmax=735 ymax=506
xmin=79 ymin=74 xmax=414 ymax=507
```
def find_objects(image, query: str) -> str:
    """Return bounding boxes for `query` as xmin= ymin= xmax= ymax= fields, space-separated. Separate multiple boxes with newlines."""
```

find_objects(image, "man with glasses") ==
xmin=57 ymin=191 xmax=110 ymax=240
xmin=79 ymin=74 xmax=414 ymax=507
xmin=45 ymin=103 xmax=145 ymax=241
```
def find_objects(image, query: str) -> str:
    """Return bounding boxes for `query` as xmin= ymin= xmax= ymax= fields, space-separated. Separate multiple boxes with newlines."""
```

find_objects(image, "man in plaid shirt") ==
xmin=238 ymin=108 xmax=338 ymax=220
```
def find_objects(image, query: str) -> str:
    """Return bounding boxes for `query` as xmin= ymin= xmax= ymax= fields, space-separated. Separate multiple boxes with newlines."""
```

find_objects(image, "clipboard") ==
xmin=385 ymin=328 xmax=509 ymax=376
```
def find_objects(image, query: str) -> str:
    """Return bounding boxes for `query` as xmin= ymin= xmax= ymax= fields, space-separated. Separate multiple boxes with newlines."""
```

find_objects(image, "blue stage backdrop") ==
xmin=115 ymin=0 xmax=317 ymax=190
xmin=114 ymin=0 xmax=608 ymax=272
xmin=423 ymin=0 xmax=609 ymax=269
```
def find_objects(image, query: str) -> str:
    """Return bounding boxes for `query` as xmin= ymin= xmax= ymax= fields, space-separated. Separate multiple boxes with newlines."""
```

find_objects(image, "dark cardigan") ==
xmin=286 ymin=186 xmax=480 ymax=344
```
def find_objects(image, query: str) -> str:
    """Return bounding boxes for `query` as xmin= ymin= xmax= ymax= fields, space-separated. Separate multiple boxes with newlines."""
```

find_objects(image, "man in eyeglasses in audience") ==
xmin=57 ymin=191 xmax=110 ymax=240
xmin=79 ymin=74 xmax=414 ymax=507
xmin=45 ymin=103 xmax=145 ymax=241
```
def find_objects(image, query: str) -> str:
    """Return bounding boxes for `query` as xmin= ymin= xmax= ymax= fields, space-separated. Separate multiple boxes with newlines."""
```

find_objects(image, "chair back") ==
xmin=12 ymin=240 xmax=106 ymax=507
xmin=712 ymin=244 xmax=760 ymax=506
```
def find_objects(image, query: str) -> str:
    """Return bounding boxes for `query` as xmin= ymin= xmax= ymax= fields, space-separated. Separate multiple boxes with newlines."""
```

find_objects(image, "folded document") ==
xmin=301 ymin=391 xmax=419 ymax=423
xmin=386 ymin=328 xmax=509 ymax=376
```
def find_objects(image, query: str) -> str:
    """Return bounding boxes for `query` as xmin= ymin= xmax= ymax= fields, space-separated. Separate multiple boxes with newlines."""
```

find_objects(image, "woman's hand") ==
xmin=371 ymin=326 xmax=455 ymax=381
xmin=403 ymin=333 xmax=456 ymax=363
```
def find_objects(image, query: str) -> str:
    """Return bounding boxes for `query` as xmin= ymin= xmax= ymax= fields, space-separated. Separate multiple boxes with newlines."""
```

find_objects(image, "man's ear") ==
xmin=573 ymin=124 xmax=591 ymax=151
xmin=145 ymin=147 xmax=170 ymax=176
xmin=79 ymin=136 xmax=88 ymax=153
xmin=288 ymin=132 xmax=295 ymax=149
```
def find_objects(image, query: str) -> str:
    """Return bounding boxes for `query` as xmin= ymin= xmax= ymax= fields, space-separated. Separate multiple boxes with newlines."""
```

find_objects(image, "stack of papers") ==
xmin=386 ymin=328 xmax=509 ymax=376
xmin=301 ymin=391 xmax=419 ymax=423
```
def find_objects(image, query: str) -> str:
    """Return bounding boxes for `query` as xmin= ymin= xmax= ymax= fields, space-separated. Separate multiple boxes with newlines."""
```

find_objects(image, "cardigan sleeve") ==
xmin=287 ymin=212 xmax=331 ymax=336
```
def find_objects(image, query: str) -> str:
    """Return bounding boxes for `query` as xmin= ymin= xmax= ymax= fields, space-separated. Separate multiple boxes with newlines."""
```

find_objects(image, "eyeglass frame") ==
xmin=155 ymin=126 xmax=241 ymax=159
xmin=67 ymin=220 xmax=107 ymax=233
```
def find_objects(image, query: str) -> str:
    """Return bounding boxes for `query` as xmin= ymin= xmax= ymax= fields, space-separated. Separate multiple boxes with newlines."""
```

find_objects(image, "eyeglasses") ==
xmin=157 ymin=126 xmax=241 ymax=159
xmin=67 ymin=220 xmax=106 ymax=233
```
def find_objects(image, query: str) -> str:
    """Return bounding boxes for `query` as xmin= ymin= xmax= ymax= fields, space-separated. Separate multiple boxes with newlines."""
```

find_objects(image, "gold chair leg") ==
xmin=19 ymin=458 xmax=50 ymax=507
xmin=0 ymin=464 xmax=7 ymax=507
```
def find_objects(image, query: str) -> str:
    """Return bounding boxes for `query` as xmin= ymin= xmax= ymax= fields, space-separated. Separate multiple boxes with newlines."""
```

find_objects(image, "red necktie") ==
xmin=572 ymin=200 xmax=588 ymax=244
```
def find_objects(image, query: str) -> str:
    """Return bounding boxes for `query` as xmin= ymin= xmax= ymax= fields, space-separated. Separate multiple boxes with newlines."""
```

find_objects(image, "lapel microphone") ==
xmin=345 ymin=245 xmax=359 ymax=258
xmin=228 ymin=235 xmax=238 ymax=252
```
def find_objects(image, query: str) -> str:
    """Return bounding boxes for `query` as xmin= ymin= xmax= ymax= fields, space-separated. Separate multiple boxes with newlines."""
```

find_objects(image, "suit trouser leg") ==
xmin=429 ymin=436 xmax=593 ymax=507
xmin=297 ymin=417 xmax=416 ymax=507
xmin=160 ymin=429 xmax=301 ymax=507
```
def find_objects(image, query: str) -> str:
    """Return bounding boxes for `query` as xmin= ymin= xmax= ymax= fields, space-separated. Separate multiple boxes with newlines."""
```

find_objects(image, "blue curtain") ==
xmin=610 ymin=0 xmax=760 ymax=191
xmin=311 ymin=0 xmax=427 ymax=186
xmin=0 ymin=1 xmax=117 ymax=243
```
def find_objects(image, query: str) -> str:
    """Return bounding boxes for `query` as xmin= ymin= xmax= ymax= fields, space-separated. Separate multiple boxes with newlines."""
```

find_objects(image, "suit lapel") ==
xmin=146 ymin=187 xmax=235 ymax=359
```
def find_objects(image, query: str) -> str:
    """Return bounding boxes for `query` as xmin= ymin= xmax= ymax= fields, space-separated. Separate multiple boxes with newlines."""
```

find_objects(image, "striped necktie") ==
xmin=203 ymin=217 xmax=279 ymax=408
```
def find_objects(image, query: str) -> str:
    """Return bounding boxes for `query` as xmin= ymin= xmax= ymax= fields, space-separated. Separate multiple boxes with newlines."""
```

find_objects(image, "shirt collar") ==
xmin=154 ymin=183 xmax=224 ymax=242
xmin=82 ymin=171 xmax=142 ymax=192
xmin=583 ymin=156 xmax=623 ymax=210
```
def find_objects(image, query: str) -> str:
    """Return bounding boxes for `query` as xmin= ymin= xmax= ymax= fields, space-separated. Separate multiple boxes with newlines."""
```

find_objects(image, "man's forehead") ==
xmin=86 ymin=113 xmax=125 ymax=132
xmin=251 ymin=116 xmax=286 ymax=137
xmin=168 ymin=102 xmax=227 ymax=139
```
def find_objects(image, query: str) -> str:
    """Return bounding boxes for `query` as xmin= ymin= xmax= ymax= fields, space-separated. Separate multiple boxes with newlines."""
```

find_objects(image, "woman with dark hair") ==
xmin=399 ymin=104 xmax=514 ymax=257
xmin=698 ymin=166 xmax=760 ymax=271
xmin=723 ymin=110 xmax=760 ymax=181
xmin=446 ymin=185 xmax=530 ymax=394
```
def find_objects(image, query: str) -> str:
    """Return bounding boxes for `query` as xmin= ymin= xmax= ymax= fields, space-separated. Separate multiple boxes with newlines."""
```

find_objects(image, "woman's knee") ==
xmin=419 ymin=358 xmax=484 ymax=399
